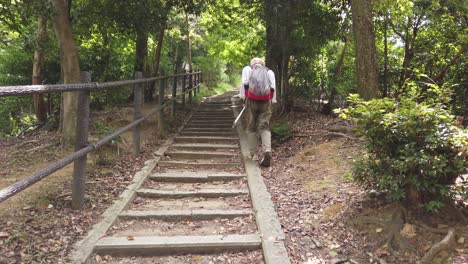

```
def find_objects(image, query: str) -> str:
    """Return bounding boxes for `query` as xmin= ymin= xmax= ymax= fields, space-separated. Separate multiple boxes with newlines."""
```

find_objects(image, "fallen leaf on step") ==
xmin=127 ymin=235 xmax=134 ymax=241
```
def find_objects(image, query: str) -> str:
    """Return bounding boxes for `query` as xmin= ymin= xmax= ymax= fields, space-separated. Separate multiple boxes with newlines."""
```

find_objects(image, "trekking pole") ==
xmin=232 ymin=106 xmax=246 ymax=128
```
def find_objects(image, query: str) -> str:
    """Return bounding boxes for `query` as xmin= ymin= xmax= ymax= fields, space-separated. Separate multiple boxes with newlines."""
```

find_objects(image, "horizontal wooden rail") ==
xmin=0 ymin=70 xmax=202 ymax=207
xmin=0 ymin=72 xmax=200 ymax=97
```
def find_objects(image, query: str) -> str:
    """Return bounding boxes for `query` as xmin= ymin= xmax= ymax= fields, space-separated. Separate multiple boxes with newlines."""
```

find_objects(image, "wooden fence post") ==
xmin=197 ymin=70 xmax=200 ymax=93
xmin=159 ymin=76 xmax=166 ymax=137
xmin=72 ymin=71 xmax=91 ymax=210
xmin=133 ymin=72 xmax=143 ymax=156
xmin=188 ymin=70 xmax=193 ymax=105
xmin=171 ymin=75 xmax=177 ymax=117
xmin=181 ymin=74 xmax=186 ymax=109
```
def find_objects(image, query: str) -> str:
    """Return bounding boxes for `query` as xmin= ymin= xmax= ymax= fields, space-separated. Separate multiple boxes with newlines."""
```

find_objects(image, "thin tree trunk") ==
xmin=134 ymin=29 xmax=148 ymax=102
xmin=32 ymin=16 xmax=47 ymax=124
xmin=185 ymin=12 xmax=192 ymax=72
xmin=51 ymin=0 xmax=81 ymax=144
xmin=350 ymin=0 xmax=380 ymax=100
xmin=152 ymin=26 xmax=166 ymax=77
xmin=383 ymin=15 xmax=389 ymax=97
xmin=398 ymin=33 xmax=412 ymax=89
xmin=328 ymin=40 xmax=349 ymax=111
xmin=147 ymin=25 xmax=166 ymax=101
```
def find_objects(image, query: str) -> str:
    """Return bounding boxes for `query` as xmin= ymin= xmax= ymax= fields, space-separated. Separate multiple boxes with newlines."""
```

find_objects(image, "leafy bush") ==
xmin=271 ymin=119 xmax=291 ymax=142
xmin=336 ymin=83 xmax=468 ymax=210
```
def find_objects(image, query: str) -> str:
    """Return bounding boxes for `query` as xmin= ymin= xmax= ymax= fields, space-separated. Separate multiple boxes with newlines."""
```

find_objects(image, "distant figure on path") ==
xmin=239 ymin=57 xmax=277 ymax=167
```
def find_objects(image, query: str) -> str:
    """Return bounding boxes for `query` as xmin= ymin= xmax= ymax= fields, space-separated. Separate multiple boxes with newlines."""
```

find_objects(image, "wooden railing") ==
xmin=0 ymin=70 xmax=202 ymax=209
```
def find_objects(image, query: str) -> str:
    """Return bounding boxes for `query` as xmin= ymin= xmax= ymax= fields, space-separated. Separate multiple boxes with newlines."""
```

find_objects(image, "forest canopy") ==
xmin=0 ymin=0 xmax=466 ymax=136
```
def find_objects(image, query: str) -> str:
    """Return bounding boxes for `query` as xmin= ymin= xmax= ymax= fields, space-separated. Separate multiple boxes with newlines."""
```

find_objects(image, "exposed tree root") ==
xmin=419 ymin=228 xmax=456 ymax=264
xmin=379 ymin=204 xmax=412 ymax=252
xmin=416 ymin=221 xmax=468 ymax=237
xmin=321 ymin=132 xmax=356 ymax=141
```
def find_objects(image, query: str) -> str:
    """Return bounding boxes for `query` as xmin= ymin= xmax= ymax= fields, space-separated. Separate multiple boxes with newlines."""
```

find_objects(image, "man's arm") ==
xmin=268 ymin=70 xmax=277 ymax=103
xmin=240 ymin=66 xmax=251 ymax=99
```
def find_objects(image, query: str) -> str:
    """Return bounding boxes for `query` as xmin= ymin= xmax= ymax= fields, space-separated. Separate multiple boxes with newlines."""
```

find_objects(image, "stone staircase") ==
xmin=83 ymin=95 xmax=266 ymax=263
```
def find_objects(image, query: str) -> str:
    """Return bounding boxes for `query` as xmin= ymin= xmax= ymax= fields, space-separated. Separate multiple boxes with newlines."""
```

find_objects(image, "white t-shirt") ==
xmin=239 ymin=65 xmax=277 ymax=103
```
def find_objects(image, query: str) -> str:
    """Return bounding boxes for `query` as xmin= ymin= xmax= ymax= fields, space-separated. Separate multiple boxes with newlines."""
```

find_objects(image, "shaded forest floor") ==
xmin=0 ymin=101 xmax=190 ymax=263
xmin=263 ymin=110 xmax=467 ymax=264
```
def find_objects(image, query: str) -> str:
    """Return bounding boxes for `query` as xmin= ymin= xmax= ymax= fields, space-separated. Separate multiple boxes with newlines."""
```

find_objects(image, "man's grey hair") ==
xmin=250 ymin=57 xmax=265 ymax=66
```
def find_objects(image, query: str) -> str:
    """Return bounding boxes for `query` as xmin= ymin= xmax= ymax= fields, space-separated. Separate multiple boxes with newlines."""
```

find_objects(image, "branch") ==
xmin=432 ymin=43 xmax=468 ymax=83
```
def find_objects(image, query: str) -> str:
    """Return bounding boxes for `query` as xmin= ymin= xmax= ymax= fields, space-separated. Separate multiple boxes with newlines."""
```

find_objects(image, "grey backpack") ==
xmin=248 ymin=64 xmax=271 ymax=98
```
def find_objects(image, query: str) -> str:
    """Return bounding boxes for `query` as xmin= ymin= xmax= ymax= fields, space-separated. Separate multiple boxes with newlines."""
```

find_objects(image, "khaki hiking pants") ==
xmin=245 ymin=98 xmax=272 ymax=155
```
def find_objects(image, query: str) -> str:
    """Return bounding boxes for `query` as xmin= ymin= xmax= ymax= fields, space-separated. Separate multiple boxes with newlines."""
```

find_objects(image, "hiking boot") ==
xmin=260 ymin=151 xmax=271 ymax=167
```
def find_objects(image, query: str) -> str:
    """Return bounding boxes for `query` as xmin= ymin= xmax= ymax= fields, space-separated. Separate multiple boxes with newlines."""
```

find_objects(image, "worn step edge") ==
xmin=175 ymin=136 xmax=237 ymax=140
xmin=94 ymin=234 xmax=261 ymax=256
xmin=118 ymin=209 xmax=253 ymax=220
xmin=186 ymin=126 xmax=233 ymax=129
xmin=189 ymin=121 xmax=233 ymax=125
xmin=164 ymin=151 xmax=238 ymax=159
xmin=190 ymin=117 xmax=234 ymax=120
xmin=149 ymin=173 xmax=244 ymax=183
xmin=179 ymin=132 xmax=235 ymax=137
xmin=182 ymin=128 xmax=235 ymax=132
xmin=136 ymin=188 xmax=249 ymax=198
xmin=176 ymin=136 xmax=237 ymax=140
xmin=158 ymin=161 xmax=241 ymax=168
xmin=170 ymin=143 xmax=238 ymax=150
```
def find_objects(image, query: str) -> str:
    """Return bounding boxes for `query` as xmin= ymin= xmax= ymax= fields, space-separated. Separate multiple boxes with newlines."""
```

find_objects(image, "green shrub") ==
xmin=271 ymin=119 xmax=291 ymax=142
xmin=336 ymin=83 xmax=468 ymax=210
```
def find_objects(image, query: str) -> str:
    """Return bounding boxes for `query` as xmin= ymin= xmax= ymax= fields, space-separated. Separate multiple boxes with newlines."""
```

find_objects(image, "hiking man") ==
xmin=239 ymin=57 xmax=277 ymax=167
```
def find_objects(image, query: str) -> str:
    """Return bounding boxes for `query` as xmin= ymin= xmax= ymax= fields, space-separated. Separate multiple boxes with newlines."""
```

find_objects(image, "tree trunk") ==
xmin=134 ymin=30 xmax=148 ymax=73
xmin=146 ymin=25 xmax=166 ymax=101
xmin=265 ymin=0 xmax=291 ymax=110
xmin=327 ymin=40 xmax=349 ymax=112
xmin=350 ymin=0 xmax=380 ymax=100
xmin=398 ymin=31 xmax=413 ymax=89
xmin=185 ymin=12 xmax=192 ymax=72
xmin=32 ymin=16 xmax=47 ymax=124
xmin=152 ymin=26 xmax=166 ymax=77
xmin=383 ymin=15 xmax=389 ymax=97
xmin=51 ymin=0 xmax=81 ymax=144
xmin=396 ymin=15 xmax=423 ymax=90
xmin=134 ymin=29 xmax=148 ymax=101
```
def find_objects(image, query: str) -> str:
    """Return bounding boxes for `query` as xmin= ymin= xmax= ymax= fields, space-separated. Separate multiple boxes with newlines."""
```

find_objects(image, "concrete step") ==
xmin=191 ymin=115 xmax=232 ymax=119
xmin=190 ymin=116 xmax=235 ymax=123
xmin=119 ymin=209 xmax=252 ymax=221
xmin=158 ymin=160 xmax=241 ymax=168
xmin=182 ymin=128 xmax=234 ymax=133
xmin=149 ymin=172 xmax=245 ymax=183
xmin=194 ymin=110 xmax=232 ymax=114
xmin=179 ymin=131 xmax=235 ymax=137
xmin=94 ymin=234 xmax=261 ymax=255
xmin=184 ymin=125 xmax=234 ymax=130
xmin=164 ymin=151 xmax=238 ymax=160
xmin=170 ymin=143 xmax=238 ymax=151
xmin=174 ymin=136 xmax=237 ymax=144
xmin=136 ymin=188 xmax=249 ymax=198
xmin=189 ymin=120 xmax=233 ymax=125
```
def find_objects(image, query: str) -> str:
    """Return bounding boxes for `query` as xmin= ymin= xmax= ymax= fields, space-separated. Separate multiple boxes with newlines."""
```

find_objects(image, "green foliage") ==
xmin=271 ymin=119 xmax=291 ymax=142
xmin=194 ymin=55 xmax=229 ymax=87
xmin=337 ymin=82 xmax=468 ymax=209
